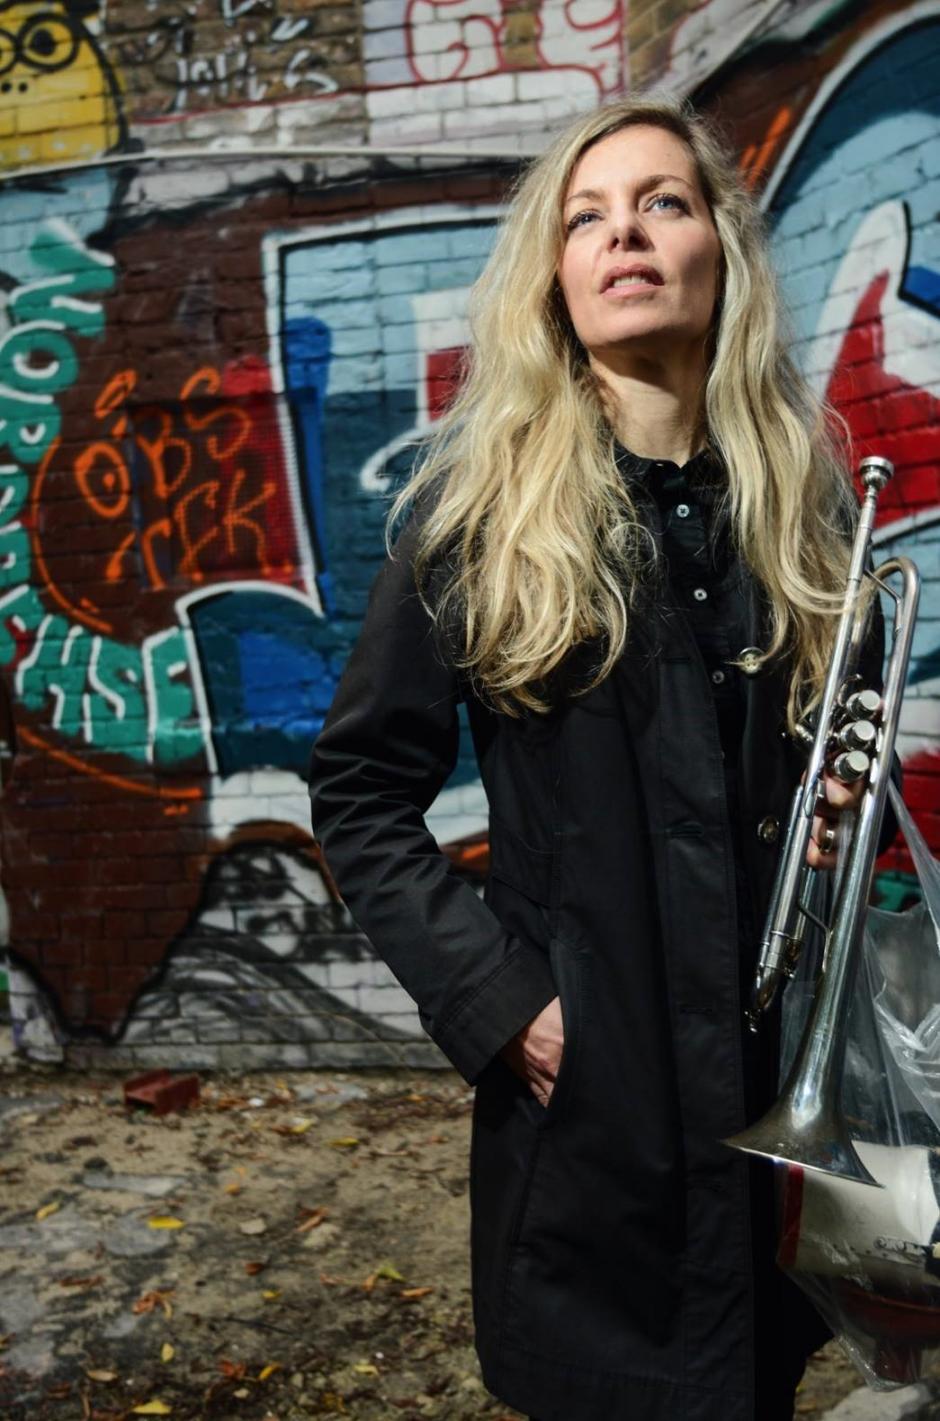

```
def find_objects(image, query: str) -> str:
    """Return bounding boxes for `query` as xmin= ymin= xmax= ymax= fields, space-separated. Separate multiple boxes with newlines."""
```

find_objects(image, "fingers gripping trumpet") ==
xmin=724 ymin=456 xmax=921 ymax=1188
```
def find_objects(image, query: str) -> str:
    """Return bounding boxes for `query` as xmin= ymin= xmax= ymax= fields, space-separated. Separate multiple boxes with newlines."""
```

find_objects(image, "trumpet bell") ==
xmin=723 ymin=1094 xmax=883 ymax=1189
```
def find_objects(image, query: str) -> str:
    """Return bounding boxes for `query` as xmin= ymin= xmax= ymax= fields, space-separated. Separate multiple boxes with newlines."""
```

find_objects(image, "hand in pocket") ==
xmin=499 ymin=995 xmax=565 ymax=1106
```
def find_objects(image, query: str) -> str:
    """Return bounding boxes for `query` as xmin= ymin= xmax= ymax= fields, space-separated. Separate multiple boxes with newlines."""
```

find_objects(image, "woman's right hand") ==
xmin=499 ymin=995 xmax=565 ymax=1106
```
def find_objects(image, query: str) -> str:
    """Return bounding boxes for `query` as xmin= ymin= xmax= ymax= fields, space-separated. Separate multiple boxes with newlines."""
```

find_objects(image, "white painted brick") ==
xmin=363 ymin=27 xmax=409 ymax=62
xmin=369 ymin=110 xmax=444 ymax=144
xmin=362 ymin=0 xmax=405 ymax=32
xmin=441 ymin=100 xmax=530 ymax=138
xmin=467 ymin=72 xmax=514 ymax=105
xmin=366 ymin=82 xmax=420 ymax=120
xmin=365 ymin=55 xmax=412 ymax=87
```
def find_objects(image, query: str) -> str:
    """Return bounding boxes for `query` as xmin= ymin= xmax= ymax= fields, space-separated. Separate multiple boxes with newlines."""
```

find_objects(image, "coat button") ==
xmin=711 ymin=669 xmax=726 ymax=685
xmin=739 ymin=646 xmax=762 ymax=676
xmin=692 ymin=587 xmax=708 ymax=602
xmin=757 ymin=816 xmax=780 ymax=844
xmin=676 ymin=503 xmax=691 ymax=518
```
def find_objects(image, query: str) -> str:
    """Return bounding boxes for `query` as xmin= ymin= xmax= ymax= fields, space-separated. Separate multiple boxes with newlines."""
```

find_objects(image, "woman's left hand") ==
xmin=805 ymin=769 xmax=866 ymax=870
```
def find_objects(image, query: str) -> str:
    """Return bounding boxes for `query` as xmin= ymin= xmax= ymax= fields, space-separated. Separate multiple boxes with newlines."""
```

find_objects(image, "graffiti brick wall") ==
xmin=0 ymin=0 xmax=937 ymax=1067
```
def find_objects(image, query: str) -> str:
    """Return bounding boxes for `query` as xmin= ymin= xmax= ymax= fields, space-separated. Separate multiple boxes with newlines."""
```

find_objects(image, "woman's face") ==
xmin=557 ymin=125 xmax=722 ymax=367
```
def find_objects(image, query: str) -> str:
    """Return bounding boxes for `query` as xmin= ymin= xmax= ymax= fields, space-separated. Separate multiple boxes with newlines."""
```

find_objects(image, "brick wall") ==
xmin=1 ymin=0 xmax=936 ymax=1067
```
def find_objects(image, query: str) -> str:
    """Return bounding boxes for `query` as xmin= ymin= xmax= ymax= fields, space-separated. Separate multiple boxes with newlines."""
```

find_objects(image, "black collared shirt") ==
xmin=614 ymin=442 xmax=748 ymax=762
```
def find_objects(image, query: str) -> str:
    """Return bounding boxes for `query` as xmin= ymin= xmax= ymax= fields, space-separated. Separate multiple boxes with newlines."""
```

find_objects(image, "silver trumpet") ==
xmin=724 ymin=456 xmax=921 ymax=1188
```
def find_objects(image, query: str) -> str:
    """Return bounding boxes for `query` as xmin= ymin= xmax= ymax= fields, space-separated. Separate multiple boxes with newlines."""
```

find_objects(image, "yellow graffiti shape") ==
xmin=0 ymin=2 xmax=124 ymax=171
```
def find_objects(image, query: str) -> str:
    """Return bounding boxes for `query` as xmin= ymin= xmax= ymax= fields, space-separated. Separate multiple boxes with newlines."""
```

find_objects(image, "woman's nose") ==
xmin=609 ymin=213 xmax=652 ymax=250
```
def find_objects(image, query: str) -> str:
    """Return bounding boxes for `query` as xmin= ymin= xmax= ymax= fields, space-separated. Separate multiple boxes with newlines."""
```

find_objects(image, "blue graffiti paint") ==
xmin=283 ymin=315 xmax=335 ymax=617
xmin=261 ymin=214 xmax=500 ymax=789
xmin=187 ymin=588 xmax=338 ymax=776
xmin=768 ymin=23 xmax=940 ymax=349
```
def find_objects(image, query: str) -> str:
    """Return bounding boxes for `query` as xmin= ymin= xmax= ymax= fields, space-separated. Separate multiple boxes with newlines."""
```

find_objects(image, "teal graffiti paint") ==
xmin=0 ymin=221 xmax=206 ymax=770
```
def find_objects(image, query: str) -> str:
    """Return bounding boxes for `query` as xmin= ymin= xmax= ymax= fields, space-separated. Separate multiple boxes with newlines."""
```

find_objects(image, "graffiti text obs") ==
xmin=0 ymin=219 xmax=206 ymax=768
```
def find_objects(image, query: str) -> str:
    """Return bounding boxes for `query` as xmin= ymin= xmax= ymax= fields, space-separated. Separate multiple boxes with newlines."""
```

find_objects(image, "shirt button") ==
xmin=676 ymin=503 xmax=691 ymax=518
xmin=692 ymin=587 xmax=708 ymax=602
xmin=711 ymin=669 xmax=726 ymax=685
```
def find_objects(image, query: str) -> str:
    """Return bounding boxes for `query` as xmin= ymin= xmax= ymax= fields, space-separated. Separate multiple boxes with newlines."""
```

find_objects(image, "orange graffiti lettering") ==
xmin=180 ymin=367 xmax=252 ymax=461
xmin=33 ymin=361 xmax=284 ymax=604
xmin=94 ymin=369 xmax=137 ymax=437
xmin=741 ymin=106 xmax=792 ymax=190
xmin=140 ymin=518 xmax=171 ymax=591
xmin=75 ymin=440 xmax=131 ymax=520
xmin=136 ymin=405 xmax=193 ymax=501
xmin=30 ymin=438 xmax=113 ymax=636
xmin=224 ymin=469 xmax=276 ymax=576
xmin=105 ymin=529 xmax=137 ymax=585
xmin=19 ymin=725 xmax=202 ymax=804
xmin=175 ymin=481 xmax=220 ymax=583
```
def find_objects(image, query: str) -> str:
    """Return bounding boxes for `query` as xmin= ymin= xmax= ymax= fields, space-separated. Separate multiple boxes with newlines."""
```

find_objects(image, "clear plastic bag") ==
xmin=777 ymin=781 xmax=940 ymax=1389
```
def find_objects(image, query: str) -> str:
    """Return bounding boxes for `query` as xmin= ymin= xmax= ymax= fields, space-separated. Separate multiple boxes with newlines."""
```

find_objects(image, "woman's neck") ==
xmin=591 ymin=351 xmax=706 ymax=466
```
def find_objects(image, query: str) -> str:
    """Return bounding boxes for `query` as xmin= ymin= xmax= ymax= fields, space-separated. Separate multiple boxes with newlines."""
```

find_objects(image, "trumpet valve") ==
xmin=837 ymin=718 xmax=877 ymax=754
xmin=831 ymin=748 xmax=870 ymax=783
xmin=844 ymin=687 xmax=881 ymax=721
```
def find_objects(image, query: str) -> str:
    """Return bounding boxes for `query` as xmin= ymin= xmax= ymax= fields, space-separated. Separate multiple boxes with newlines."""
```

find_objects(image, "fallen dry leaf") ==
xmin=131 ymin=1403 xmax=172 ymax=1416
xmin=133 ymin=1290 xmax=175 ymax=1319
xmin=218 ymin=1358 xmax=248 ymax=1380
xmin=262 ymin=1290 xmax=280 ymax=1301
xmin=233 ymin=1388 xmax=250 ymax=1399
xmin=362 ymin=1263 xmax=404 ymax=1294
xmin=351 ymin=1361 xmax=379 ymax=1376
xmin=36 ymin=1201 xmax=60 ymax=1222
xmin=239 ymin=1218 xmax=267 ymax=1236
xmin=84 ymin=1369 xmax=118 ymax=1383
xmin=400 ymin=1286 xmax=434 ymax=1300
xmin=147 ymin=1217 xmax=185 ymax=1230
xmin=328 ymin=1137 xmax=359 ymax=1149
xmin=160 ymin=1343 xmax=174 ymax=1363
xmin=223 ymin=1182 xmax=242 ymax=1196
xmin=375 ymin=1262 xmax=404 ymax=1281
xmin=272 ymin=1117 xmax=314 ymax=1136
xmin=60 ymin=1275 xmax=104 ymax=1289
xmin=296 ymin=1205 xmax=329 ymax=1233
xmin=244 ymin=1260 xmax=267 ymax=1276
xmin=258 ymin=1363 xmax=281 ymax=1381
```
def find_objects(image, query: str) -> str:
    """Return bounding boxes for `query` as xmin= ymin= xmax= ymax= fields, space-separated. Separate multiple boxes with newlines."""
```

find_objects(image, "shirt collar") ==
xmin=613 ymin=441 xmax=723 ymax=502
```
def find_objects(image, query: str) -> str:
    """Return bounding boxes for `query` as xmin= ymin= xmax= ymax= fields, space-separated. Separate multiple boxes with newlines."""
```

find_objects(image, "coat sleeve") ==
xmin=307 ymin=514 xmax=559 ymax=1085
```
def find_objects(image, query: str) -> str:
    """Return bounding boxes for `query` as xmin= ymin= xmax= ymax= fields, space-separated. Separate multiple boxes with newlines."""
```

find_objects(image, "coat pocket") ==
xmin=524 ymin=936 xmax=586 ymax=1132
xmin=488 ymin=815 xmax=554 ymax=907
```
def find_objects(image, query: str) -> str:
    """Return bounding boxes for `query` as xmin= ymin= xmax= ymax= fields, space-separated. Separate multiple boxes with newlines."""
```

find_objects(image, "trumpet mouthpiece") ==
xmin=858 ymin=456 xmax=893 ymax=492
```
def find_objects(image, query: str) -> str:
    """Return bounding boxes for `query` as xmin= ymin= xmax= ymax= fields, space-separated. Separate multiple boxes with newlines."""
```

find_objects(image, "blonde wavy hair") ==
xmin=390 ymin=93 xmax=857 ymax=728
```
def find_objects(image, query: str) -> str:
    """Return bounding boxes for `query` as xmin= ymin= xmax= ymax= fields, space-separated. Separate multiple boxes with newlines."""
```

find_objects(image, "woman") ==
xmin=309 ymin=94 xmax=889 ymax=1421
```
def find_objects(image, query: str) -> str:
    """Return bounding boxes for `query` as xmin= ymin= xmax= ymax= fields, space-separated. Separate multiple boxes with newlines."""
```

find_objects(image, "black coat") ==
xmin=308 ymin=490 xmax=890 ymax=1421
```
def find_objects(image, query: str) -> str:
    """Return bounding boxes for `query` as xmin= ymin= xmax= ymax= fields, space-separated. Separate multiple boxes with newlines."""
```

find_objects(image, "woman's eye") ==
xmin=565 ymin=211 xmax=598 ymax=232
xmin=649 ymin=193 xmax=688 ymax=213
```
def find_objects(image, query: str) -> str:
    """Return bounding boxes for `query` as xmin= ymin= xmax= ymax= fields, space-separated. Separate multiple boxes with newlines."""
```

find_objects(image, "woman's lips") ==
xmin=601 ymin=278 xmax=662 ymax=297
xmin=600 ymin=266 xmax=664 ymax=295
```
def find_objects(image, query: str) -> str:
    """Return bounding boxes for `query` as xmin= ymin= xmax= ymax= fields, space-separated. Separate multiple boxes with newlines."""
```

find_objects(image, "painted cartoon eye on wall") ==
xmin=0 ymin=1 xmax=125 ymax=169
xmin=0 ymin=12 xmax=82 ymax=76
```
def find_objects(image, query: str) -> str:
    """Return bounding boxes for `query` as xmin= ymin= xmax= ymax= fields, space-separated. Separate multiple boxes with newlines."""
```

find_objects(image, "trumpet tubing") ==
xmin=724 ymin=456 xmax=922 ymax=1187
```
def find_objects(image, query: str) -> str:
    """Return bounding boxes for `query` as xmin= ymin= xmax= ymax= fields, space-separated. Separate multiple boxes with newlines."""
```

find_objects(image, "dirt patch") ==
xmin=0 ymin=1060 xmax=861 ymax=1419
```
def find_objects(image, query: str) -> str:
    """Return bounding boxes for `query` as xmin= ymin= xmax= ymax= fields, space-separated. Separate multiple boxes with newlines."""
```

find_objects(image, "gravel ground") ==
xmin=0 ymin=1045 xmax=879 ymax=1420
